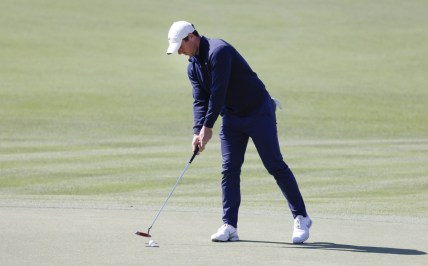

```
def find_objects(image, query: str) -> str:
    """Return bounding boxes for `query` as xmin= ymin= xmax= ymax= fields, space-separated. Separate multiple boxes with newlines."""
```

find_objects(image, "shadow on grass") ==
xmin=238 ymin=240 xmax=426 ymax=255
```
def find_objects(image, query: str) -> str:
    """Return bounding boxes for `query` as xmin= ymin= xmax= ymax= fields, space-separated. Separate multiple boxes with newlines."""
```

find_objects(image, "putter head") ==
xmin=135 ymin=231 xmax=151 ymax=237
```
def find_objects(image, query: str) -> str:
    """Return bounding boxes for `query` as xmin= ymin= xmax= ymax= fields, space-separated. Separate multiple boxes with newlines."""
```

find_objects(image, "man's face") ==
xmin=178 ymin=33 xmax=199 ymax=57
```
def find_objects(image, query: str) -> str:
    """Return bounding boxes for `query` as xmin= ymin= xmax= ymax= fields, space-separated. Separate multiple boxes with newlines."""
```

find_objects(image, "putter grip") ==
xmin=189 ymin=146 xmax=199 ymax=163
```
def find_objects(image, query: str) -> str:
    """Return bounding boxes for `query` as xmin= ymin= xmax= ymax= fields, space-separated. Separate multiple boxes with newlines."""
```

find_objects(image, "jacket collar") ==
xmin=189 ymin=36 xmax=209 ymax=63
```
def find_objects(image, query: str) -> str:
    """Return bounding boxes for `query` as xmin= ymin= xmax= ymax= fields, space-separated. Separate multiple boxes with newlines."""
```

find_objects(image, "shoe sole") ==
xmin=292 ymin=234 xmax=309 ymax=244
xmin=211 ymin=236 xmax=239 ymax=242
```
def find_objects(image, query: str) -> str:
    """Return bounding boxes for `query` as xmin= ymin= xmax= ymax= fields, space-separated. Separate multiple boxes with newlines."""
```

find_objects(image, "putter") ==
xmin=135 ymin=146 xmax=199 ymax=238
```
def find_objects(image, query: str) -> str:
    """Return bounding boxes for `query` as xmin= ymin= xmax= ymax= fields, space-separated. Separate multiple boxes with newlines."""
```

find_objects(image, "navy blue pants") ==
xmin=219 ymin=99 xmax=307 ymax=228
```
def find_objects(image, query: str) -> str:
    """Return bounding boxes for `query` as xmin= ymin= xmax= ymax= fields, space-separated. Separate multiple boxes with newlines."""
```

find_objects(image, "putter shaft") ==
xmin=136 ymin=147 xmax=199 ymax=237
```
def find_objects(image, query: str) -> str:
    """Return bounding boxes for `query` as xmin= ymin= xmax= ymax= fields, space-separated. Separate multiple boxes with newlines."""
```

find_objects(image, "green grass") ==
xmin=1 ymin=0 xmax=427 ymax=219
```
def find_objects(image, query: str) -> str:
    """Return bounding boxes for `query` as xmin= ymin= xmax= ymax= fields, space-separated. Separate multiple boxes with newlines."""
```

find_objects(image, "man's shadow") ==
xmin=238 ymin=240 xmax=426 ymax=255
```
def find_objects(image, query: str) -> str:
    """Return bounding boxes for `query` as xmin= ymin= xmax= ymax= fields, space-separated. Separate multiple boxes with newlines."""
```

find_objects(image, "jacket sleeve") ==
xmin=203 ymin=46 xmax=232 ymax=128
xmin=188 ymin=63 xmax=209 ymax=134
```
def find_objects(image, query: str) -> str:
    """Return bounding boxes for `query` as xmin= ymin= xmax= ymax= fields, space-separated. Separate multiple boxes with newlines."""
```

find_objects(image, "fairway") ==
xmin=1 ymin=0 xmax=427 ymax=265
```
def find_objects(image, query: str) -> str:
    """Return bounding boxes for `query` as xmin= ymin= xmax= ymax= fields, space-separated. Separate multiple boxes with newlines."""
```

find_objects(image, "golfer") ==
xmin=166 ymin=21 xmax=312 ymax=244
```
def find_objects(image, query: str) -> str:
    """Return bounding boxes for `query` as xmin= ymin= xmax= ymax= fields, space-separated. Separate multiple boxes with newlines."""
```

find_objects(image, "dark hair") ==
xmin=191 ymin=24 xmax=199 ymax=37
xmin=192 ymin=30 xmax=200 ymax=37
xmin=182 ymin=30 xmax=200 ymax=41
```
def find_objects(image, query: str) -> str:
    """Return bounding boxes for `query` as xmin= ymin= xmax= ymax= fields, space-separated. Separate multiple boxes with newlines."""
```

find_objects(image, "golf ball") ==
xmin=148 ymin=240 xmax=156 ymax=246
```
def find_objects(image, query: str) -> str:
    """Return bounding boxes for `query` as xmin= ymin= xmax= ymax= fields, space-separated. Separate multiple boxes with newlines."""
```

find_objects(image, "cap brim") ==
xmin=166 ymin=41 xmax=181 ymax=55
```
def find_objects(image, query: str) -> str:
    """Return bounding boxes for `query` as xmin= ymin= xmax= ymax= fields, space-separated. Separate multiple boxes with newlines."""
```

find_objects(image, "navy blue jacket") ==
xmin=188 ymin=36 xmax=270 ymax=134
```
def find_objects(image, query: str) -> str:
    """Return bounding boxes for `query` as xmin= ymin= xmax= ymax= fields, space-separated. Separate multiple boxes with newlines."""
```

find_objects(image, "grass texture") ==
xmin=1 ymin=0 xmax=427 ymax=219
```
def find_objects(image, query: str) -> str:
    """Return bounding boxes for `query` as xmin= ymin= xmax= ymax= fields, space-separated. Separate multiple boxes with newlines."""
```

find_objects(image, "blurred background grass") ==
xmin=0 ymin=0 xmax=427 ymax=219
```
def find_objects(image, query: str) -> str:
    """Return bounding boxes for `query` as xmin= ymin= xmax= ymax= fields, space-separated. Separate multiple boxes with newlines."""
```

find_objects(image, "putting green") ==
xmin=0 ymin=1 xmax=427 ymax=264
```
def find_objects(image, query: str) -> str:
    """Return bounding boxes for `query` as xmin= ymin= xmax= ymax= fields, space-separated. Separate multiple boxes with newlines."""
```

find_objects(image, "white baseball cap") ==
xmin=166 ymin=21 xmax=195 ymax=55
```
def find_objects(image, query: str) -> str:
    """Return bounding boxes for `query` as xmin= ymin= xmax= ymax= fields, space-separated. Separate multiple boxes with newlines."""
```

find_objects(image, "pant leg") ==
xmin=248 ymin=100 xmax=307 ymax=218
xmin=219 ymin=116 xmax=249 ymax=228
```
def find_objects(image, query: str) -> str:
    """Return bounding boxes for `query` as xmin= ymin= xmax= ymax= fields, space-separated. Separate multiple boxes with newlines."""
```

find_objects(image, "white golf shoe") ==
xmin=211 ymin=224 xmax=239 ymax=242
xmin=292 ymin=215 xmax=312 ymax=244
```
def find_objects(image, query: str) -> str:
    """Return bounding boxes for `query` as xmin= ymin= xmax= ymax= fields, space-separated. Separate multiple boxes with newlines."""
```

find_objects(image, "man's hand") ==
xmin=192 ymin=134 xmax=200 ymax=154
xmin=198 ymin=126 xmax=212 ymax=152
